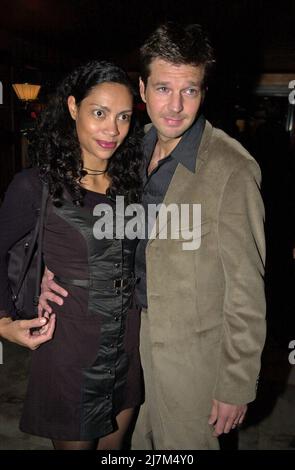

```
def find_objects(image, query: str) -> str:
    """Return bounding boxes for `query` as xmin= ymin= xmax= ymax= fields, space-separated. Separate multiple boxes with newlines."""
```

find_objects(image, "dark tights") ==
xmin=52 ymin=408 xmax=134 ymax=450
xmin=53 ymin=440 xmax=96 ymax=450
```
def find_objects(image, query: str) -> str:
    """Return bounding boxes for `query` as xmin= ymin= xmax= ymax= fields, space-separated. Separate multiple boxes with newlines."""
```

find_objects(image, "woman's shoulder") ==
xmin=4 ymin=167 xmax=42 ymax=209
xmin=9 ymin=167 xmax=41 ymax=192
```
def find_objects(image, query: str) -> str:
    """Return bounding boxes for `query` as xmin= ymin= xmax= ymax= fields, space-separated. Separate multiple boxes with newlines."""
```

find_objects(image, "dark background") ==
xmin=0 ymin=0 xmax=294 ymax=186
xmin=0 ymin=0 xmax=294 ymax=449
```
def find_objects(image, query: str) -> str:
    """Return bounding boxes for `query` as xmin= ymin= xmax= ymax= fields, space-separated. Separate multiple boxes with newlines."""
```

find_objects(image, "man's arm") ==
xmin=38 ymin=267 xmax=68 ymax=315
xmin=209 ymin=158 xmax=266 ymax=435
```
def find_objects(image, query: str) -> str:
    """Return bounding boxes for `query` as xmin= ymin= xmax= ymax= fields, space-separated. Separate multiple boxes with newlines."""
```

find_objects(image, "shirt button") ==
xmin=114 ymin=316 xmax=119 ymax=322
xmin=115 ymin=289 xmax=120 ymax=295
xmin=114 ymin=263 xmax=120 ymax=268
xmin=105 ymin=395 xmax=110 ymax=400
xmin=108 ymin=369 xmax=112 ymax=374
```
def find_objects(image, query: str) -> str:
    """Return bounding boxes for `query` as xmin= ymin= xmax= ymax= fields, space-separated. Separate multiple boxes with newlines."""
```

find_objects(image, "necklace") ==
xmin=83 ymin=166 xmax=107 ymax=176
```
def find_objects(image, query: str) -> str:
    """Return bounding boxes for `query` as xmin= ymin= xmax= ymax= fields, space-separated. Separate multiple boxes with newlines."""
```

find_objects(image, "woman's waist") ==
xmin=54 ymin=273 xmax=137 ymax=291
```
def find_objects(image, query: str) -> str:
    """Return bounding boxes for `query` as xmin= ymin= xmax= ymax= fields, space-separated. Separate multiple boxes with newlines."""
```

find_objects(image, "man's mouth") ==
xmin=163 ymin=117 xmax=184 ymax=126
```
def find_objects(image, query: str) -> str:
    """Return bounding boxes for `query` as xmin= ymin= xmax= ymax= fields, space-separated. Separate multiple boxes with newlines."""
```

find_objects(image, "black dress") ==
xmin=0 ymin=169 xmax=142 ymax=441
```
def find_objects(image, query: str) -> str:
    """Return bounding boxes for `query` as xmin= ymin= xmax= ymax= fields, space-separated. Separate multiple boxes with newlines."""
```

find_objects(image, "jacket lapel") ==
xmin=147 ymin=121 xmax=213 ymax=245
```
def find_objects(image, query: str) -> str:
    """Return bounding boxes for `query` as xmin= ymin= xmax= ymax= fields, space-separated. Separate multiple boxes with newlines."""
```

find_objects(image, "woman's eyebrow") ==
xmin=88 ymin=104 xmax=133 ymax=113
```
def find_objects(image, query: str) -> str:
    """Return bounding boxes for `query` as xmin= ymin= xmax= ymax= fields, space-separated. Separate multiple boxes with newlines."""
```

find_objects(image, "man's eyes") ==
xmin=155 ymin=87 xmax=200 ymax=95
xmin=184 ymin=88 xmax=200 ymax=96
xmin=156 ymin=86 xmax=169 ymax=93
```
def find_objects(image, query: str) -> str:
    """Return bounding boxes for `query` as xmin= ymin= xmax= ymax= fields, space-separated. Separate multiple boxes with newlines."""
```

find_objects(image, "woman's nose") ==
xmin=104 ymin=118 xmax=119 ymax=136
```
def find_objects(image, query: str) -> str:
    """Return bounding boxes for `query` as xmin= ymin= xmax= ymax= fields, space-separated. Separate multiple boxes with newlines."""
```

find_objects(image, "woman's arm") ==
xmin=0 ymin=169 xmax=56 ymax=348
xmin=0 ymin=169 xmax=41 ymax=318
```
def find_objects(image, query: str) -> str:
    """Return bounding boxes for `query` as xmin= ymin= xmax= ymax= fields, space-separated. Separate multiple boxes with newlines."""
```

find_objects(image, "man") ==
xmin=40 ymin=23 xmax=266 ymax=449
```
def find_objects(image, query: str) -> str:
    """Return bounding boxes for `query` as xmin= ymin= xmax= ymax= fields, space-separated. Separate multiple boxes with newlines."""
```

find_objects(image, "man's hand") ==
xmin=208 ymin=399 xmax=247 ymax=436
xmin=38 ymin=267 xmax=68 ymax=315
xmin=0 ymin=315 xmax=56 ymax=350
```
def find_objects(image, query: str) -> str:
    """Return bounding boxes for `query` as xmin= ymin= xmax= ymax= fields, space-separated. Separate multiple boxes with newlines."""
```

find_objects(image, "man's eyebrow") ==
xmin=152 ymin=81 xmax=201 ymax=87
xmin=152 ymin=82 xmax=170 ymax=86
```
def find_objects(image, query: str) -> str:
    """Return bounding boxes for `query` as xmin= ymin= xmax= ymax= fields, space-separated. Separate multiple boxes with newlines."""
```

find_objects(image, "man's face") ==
xmin=140 ymin=58 xmax=205 ymax=143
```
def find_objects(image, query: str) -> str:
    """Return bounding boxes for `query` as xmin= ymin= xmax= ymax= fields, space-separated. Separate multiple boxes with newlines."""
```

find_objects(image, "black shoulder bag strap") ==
xmin=13 ymin=184 xmax=49 ymax=314
xmin=33 ymin=184 xmax=49 ymax=315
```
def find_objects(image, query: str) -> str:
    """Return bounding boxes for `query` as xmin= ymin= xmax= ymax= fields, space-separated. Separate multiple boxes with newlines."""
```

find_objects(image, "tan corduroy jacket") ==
xmin=145 ymin=121 xmax=266 ymax=419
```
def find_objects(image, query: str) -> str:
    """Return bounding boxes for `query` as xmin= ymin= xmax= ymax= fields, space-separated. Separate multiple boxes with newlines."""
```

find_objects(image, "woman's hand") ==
xmin=0 ymin=315 xmax=56 ymax=350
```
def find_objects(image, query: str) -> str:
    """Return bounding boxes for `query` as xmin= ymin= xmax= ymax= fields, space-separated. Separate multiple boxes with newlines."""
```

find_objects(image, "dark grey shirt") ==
xmin=134 ymin=115 xmax=205 ymax=308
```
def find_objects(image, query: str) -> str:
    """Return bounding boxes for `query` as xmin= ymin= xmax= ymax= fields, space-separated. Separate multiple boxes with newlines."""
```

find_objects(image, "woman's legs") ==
xmin=97 ymin=408 xmax=134 ymax=450
xmin=51 ymin=408 xmax=134 ymax=450
xmin=52 ymin=439 xmax=96 ymax=450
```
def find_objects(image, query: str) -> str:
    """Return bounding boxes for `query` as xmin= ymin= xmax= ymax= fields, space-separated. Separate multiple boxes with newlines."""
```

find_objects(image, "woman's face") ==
xmin=68 ymin=82 xmax=133 ymax=167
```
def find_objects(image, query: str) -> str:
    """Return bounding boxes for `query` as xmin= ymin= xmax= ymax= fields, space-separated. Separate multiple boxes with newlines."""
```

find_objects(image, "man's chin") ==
xmin=160 ymin=127 xmax=187 ymax=140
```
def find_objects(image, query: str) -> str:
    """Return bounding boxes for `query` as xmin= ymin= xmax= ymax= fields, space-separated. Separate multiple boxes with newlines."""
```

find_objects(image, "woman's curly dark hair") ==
xmin=31 ymin=60 xmax=143 ymax=206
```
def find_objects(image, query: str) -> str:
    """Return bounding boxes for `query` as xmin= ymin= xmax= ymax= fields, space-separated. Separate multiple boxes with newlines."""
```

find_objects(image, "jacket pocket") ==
xmin=171 ymin=220 xmax=211 ymax=251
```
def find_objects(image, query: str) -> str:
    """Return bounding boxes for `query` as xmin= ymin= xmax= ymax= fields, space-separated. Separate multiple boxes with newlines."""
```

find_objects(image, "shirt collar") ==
xmin=143 ymin=114 xmax=206 ymax=173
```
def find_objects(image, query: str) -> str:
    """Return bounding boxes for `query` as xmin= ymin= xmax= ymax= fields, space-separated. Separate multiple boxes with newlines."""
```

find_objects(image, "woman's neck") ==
xmin=80 ymin=173 xmax=111 ymax=194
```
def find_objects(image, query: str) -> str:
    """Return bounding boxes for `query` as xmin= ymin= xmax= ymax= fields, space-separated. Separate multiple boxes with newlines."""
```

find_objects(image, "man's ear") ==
xmin=139 ymin=78 xmax=146 ymax=103
xmin=201 ymin=88 xmax=206 ymax=105
xmin=67 ymin=95 xmax=78 ymax=120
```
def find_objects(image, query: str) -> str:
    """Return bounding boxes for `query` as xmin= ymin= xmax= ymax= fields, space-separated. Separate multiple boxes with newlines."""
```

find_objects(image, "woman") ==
xmin=0 ymin=60 xmax=143 ymax=449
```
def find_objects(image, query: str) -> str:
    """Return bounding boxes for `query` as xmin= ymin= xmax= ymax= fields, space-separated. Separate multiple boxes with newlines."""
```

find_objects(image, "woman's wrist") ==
xmin=0 ymin=316 xmax=13 ymax=339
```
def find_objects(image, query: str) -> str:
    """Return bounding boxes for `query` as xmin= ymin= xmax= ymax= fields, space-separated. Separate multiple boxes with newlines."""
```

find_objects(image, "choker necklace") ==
xmin=83 ymin=166 xmax=107 ymax=176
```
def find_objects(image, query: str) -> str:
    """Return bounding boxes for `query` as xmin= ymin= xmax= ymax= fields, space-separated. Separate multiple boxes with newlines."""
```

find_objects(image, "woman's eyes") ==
xmin=118 ymin=113 xmax=131 ymax=122
xmin=93 ymin=110 xmax=131 ymax=121
xmin=93 ymin=109 xmax=104 ymax=118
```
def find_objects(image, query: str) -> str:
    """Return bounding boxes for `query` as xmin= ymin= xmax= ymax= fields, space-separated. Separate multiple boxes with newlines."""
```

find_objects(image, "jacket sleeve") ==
xmin=213 ymin=158 xmax=266 ymax=405
xmin=0 ymin=170 xmax=39 ymax=318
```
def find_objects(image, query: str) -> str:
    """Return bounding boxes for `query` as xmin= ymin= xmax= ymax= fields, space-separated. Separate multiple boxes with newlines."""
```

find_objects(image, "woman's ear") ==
xmin=67 ymin=96 xmax=78 ymax=120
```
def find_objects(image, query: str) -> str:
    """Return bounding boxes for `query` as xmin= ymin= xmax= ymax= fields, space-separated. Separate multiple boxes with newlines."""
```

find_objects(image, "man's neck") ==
xmin=147 ymin=135 xmax=181 ymax=175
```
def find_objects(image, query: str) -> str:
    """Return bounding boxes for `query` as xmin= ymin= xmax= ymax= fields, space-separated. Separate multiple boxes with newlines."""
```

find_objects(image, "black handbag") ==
xmin=7 ymin=184 xmax=49 ymax=320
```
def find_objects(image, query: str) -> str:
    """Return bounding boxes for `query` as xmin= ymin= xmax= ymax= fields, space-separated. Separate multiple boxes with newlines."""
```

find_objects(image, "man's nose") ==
xmin=168 ymin=92 xmax=184 ymax=113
